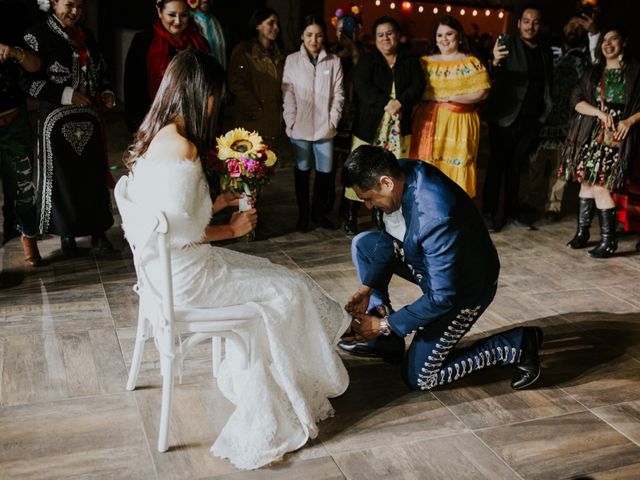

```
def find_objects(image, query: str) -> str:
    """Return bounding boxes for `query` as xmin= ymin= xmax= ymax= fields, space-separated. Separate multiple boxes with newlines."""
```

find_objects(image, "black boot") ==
xmin=588 ymin=208 xmax=618 ymax=258
xmin=343 ymin=200 xmax=360 ymax=235
xmin=511 ymin=327 xmax=543 ymax=390
xmin=294 ymin=168 xmax=311 ymax=232
xmin=311 ymin=171 xmax=336 ymax=229
xmin=567 ymin=197 xmax=595 ymax=249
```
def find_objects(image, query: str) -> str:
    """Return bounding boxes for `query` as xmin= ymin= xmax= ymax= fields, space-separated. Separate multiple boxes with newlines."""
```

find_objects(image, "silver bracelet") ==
xmin=379 ymin=316 xmax=392 ymax=336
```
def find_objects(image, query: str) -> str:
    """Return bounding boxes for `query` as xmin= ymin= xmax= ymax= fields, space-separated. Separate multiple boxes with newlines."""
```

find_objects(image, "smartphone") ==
xmin=579 ymin=4 xmax=594 ymax=18
xmin=497 ymin=33 xmax=509 ymax=47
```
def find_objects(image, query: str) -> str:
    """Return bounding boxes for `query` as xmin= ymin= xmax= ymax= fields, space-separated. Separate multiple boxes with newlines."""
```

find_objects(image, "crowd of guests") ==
xmin=1 ymin=0 xmax=639 ymax=270
xmin=1 ymin=0 xmax=639 ymax=470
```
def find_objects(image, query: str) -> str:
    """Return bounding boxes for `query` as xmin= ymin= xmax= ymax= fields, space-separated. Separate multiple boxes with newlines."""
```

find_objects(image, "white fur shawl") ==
xmin=125 ymin=156 xmax=212 ymax=247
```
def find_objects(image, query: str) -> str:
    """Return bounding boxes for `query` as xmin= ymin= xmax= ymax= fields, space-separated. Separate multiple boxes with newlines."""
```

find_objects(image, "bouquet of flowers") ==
xmin=215 ymin=128 xmax=278 ymax=212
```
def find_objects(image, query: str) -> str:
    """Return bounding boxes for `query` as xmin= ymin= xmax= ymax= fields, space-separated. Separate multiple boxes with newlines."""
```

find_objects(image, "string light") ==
xmin=498 ymin=10 xmax=504 ymax=19
xmin=433 ymin=6 xmax=439 ymax=14
xmin=445 ymin=5 xmax=451 ymax=13
xmin=401 ymin=1 xmax=413 ymax=12
xmin=485 ymin=9 xmax=491 ymax=16
xmin=460 ymin=8 xmax=465 ymax=15
xmin=418 ymin=5 xmax=424 ymax=13
xmin=472 ymin=9 xmax=478 ymax=16
xmin=390 ymin=2 xmax=396 ymax=10
xmin=375 ymin=0 xmax=380 ymax=5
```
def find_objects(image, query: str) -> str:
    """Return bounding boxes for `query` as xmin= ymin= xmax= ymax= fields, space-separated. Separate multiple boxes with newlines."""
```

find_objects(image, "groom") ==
xmin=339 ymin=145 xmax=543 ymax=391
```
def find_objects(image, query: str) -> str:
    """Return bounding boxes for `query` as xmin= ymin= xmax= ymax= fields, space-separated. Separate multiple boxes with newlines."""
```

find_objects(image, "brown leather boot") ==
xmin=21 ymin=235 xmax=42 ymax=267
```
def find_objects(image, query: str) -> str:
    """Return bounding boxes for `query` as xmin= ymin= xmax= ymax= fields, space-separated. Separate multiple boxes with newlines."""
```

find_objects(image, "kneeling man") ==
xmin=339 ymin=145 xmax=542 ymax=390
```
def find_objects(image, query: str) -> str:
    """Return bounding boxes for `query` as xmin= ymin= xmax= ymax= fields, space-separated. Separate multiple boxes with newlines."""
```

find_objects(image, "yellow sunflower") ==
xmin=265 ymin=149 xmax=277 ymax=167
xmin=216 ymin=128 xmax=264 ymax=160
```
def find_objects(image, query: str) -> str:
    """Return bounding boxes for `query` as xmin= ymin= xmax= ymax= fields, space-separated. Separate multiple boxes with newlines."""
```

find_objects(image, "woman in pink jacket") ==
xmin=283 ymin=15 xmax=344 ymax=231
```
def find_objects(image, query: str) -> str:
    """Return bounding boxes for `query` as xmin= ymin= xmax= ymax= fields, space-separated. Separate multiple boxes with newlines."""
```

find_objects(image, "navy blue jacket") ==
xmin=363 ymin=161 xmax=500 ymax=336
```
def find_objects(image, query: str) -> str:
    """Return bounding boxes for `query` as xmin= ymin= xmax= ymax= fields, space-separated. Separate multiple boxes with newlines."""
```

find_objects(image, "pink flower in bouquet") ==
xmin=243 ymin=157 xmax=260 ymax=174
xmin=216 ymin=128 xmax=278 ymax=194
xmin=226 ymin=158 xmax=242 ymax=178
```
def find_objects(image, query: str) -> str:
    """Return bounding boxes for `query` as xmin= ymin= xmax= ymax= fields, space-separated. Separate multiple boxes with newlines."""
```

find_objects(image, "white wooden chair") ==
xmin=115 ymin=176 xmax=260 ymax=452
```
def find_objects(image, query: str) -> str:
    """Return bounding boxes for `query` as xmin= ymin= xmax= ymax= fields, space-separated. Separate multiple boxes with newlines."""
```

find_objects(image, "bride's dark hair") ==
xmin=125 ymin=49 xmax=225 ymax=169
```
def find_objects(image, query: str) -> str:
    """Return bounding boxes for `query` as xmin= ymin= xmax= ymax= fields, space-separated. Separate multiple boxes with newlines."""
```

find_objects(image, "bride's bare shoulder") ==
xmin=146 ymin=125 xmax=198 ymax=162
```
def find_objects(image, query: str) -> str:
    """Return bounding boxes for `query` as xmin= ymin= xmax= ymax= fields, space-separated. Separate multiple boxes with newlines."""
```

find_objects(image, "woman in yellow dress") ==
xmin=410 ymin=16 xmax=490 ymax=197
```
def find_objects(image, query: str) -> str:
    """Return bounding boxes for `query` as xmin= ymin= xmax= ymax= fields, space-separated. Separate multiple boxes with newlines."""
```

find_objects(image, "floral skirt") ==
xmin=566 ymin=102 xmax=626 ymax=191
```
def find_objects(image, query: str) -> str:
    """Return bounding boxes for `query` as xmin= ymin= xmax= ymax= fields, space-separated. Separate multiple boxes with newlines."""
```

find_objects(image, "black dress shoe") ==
xmin=545 ymin=210 xmax=560 ymax=222
xmin=482 ymin=214 xmax=499 ymax=233
xmin=337 ymin=338 xmax=404 ymax=363
xmin=91 ymin=233 xmax=117 ymax=255
xmin=506 ymin=217 xmax=538 ymax=231
xmin=511 ymin=327 xmax=543 ymax=390
xmin=60 ymin=236 xmax=77 ymax=255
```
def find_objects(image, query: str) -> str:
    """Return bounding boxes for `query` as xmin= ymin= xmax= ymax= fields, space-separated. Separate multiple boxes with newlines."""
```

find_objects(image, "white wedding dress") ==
xmin=124 ymin=156 xmax=350 ymax=469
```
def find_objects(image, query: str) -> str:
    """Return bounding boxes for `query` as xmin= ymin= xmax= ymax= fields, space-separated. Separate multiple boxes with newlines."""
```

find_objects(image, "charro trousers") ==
xmin=352 ymin=231 xmax=525 ymax=390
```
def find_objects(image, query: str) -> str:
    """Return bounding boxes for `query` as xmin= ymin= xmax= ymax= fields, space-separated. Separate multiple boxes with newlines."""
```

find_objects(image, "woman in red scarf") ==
xmin=124 ymin=0 xmax=209 ymax=133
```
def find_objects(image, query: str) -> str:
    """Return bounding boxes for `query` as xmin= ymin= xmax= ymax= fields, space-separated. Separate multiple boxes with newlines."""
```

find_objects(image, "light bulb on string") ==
xmin=433 ymin=6 xmax=439 ymax=14
xmin=401 ymin=1 xmax=412 ymax=12
xmin=498 ymin=10 xmax=504 ymax=19
xmin=445 ymin=5 xmax=451 ymax=13
xmin=460 ymin=8 xmax=465 ymax=15
xmin=485 ymin=9 xmax=491 ymax=16
xmin=375 ymin=0 xmax=380 ymax=5
xmin=472 ymin=9 xmax=477 ymax=16
xmin=390 ymin=2 xmax=396 ymax=10
xmin=418 ymin=5 xmax=424 ymax=13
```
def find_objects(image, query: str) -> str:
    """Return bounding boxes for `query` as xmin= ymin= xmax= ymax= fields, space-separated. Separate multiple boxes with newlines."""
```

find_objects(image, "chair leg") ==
xmin=157 ymin=352 xmax=174 ymax=453
xmin=212 ymin=336 xmax=222 ymax=378
xmin=126 ymin=312 xmax=148 ymax=391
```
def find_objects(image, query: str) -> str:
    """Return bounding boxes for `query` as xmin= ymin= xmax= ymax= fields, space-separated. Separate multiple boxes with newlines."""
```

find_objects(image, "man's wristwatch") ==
xmin=379 ymin=316 xmax=392 ymax=336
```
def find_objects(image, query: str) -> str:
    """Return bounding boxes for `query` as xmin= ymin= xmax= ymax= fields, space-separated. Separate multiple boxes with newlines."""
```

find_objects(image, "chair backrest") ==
xmin=115 ymin=176 xmax=176 ymax=327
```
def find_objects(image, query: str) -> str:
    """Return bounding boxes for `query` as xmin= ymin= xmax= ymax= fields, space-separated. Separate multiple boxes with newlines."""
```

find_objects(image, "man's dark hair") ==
xmin=519 ymin=3 xmax=544 ymax=21
xmin=342 ymin=145 xmax=403 ymax=191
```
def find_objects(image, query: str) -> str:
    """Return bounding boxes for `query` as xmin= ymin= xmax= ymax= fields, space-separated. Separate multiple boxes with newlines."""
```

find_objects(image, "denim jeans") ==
xmin=290 ymin=138 xmax=333 ymax=173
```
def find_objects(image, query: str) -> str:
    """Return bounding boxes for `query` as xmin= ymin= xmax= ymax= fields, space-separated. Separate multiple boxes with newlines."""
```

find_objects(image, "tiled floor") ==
xmin=1 ymin=114 xmax=640 ymax=479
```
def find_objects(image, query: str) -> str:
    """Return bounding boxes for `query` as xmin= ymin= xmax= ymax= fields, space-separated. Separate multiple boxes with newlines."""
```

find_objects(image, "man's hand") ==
xmin=71 ymin=91 xmax=92 ymax=107
xmin=351 ymin=312 xmax=381 ymax=340
xmin=492 ymin=40 xmax=509 ymax=66
xmin=345 ymin=285 xmax=373 ymax=315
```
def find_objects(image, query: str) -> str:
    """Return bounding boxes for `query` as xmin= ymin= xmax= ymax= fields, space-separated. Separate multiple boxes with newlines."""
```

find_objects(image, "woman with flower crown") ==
xmin=22 ymin=0 xmax=115 ymax=254
xmin=124 ymin=0 xmax=209 ymax=133
xmin=121 ymin=49 xmax=349 ymax=470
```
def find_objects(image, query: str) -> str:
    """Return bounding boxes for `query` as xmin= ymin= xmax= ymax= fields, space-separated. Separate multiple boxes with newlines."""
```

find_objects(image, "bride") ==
xmin=122 ymin=49 xmax=349 ymax=469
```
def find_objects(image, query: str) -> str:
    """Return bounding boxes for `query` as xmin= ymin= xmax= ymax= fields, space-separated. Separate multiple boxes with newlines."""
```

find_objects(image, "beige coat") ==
xmin=228 ymin=40 xmax=285 ymax=138
xmin=282 ymin=45 xmax=344 ymax=141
